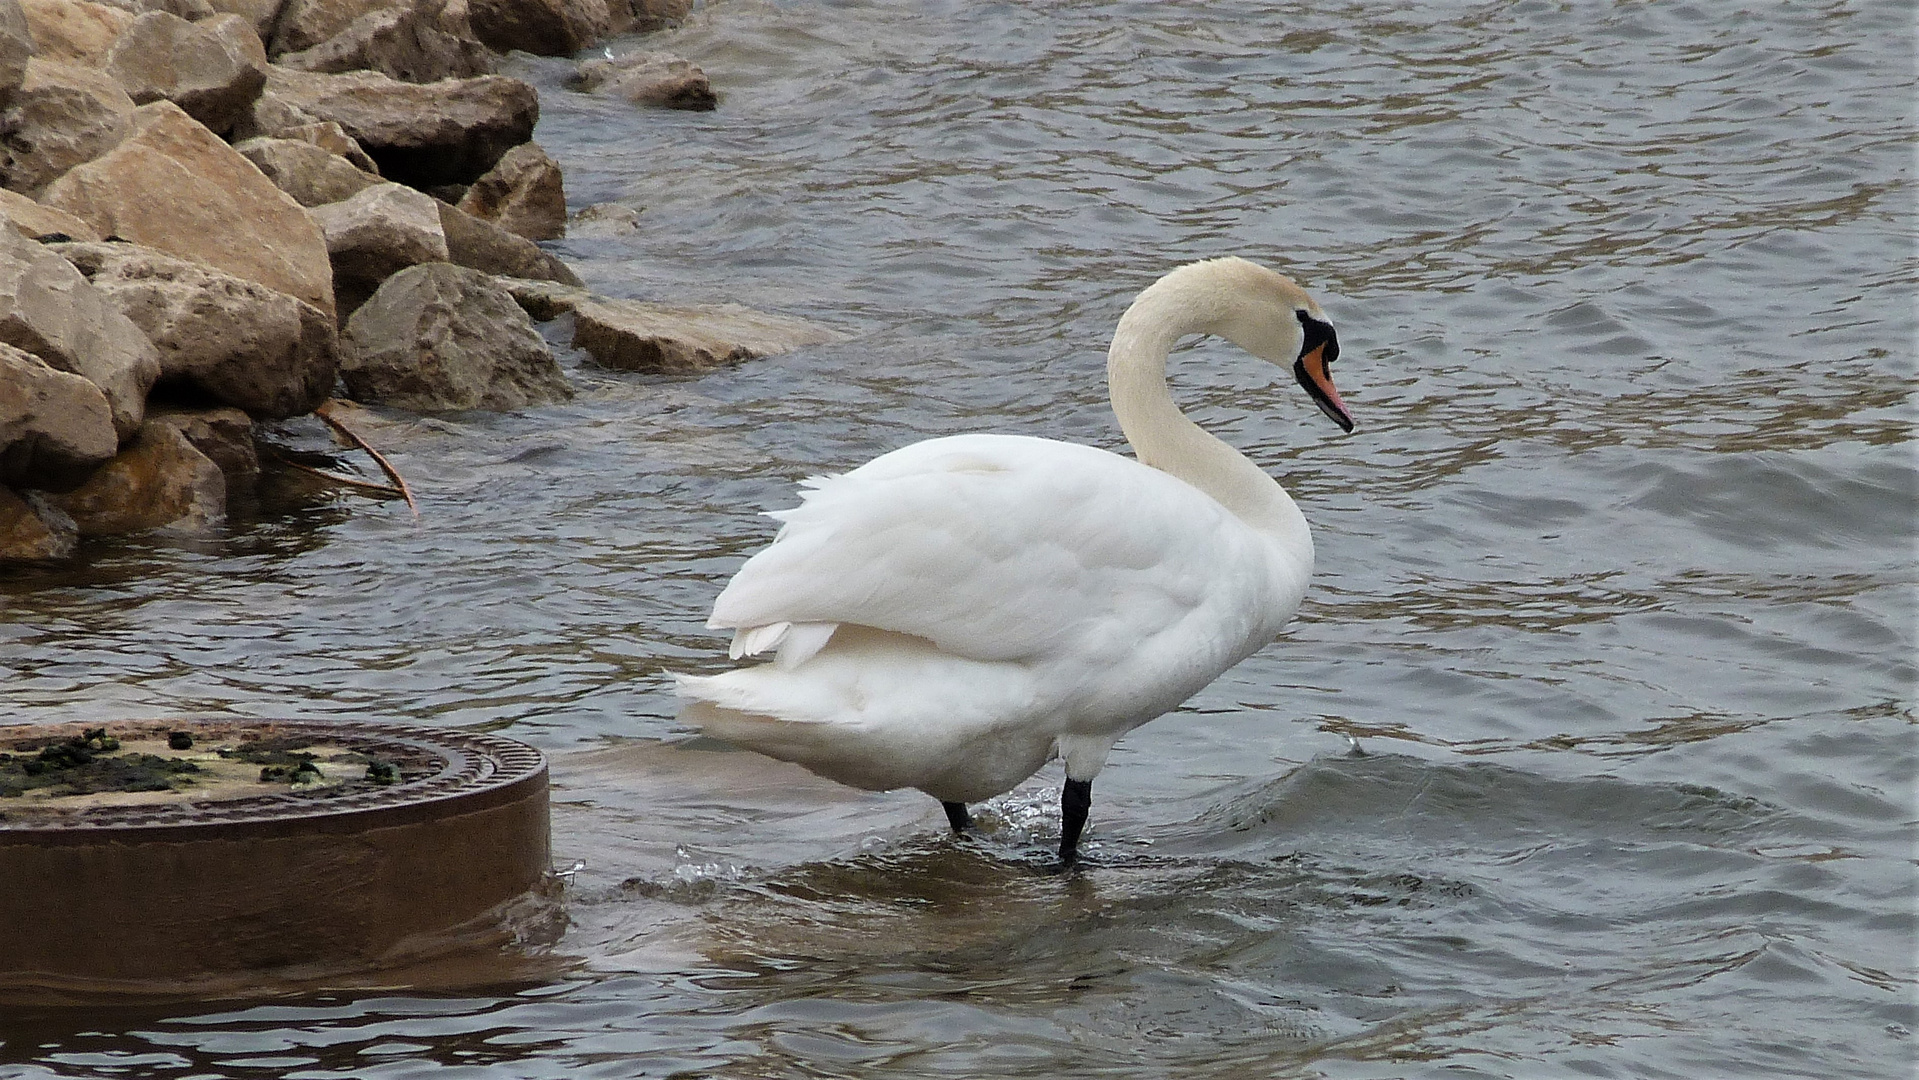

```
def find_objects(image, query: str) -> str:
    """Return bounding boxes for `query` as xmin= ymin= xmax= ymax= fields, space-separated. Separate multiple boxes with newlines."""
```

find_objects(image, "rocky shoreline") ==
xmin=0 ymin=0 xmax=835 ymax=562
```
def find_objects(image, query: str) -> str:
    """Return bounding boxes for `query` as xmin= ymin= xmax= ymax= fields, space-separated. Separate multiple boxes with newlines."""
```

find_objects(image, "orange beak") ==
xmin=1293 ymin=343 xmax=1353 ymax=432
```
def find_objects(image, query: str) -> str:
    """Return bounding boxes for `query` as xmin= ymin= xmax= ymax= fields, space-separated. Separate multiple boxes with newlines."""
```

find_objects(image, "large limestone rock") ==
xmin=103 ymin=11 xmax=271 ymax=135
xmin=238 ymin=66 xmax=539 ymax=188
xmin=465 ymin=0 xmax=603 ymax=58
xmin=43 ymin=100 xmax=335 ymax=317
xmin=233 ymin=132 xmax=381 ymax=206
xmin=503 ymin=282 xmax=846 ymax=374
xmin=48 ymin=415 xmax=225 ymax=534
xmin=18 ymin=0 xmax=132 ymax=65
xmin=56 ymin=240 xmax=339 ymax=418
xmin=276 ymin=2 xmax=490 ymax=83
xmin=201 ymin=0 xmax=279 ymax=39
xmin=0 ymin=340 xmax=117 ymax=489
xmin=0 ymin=187 xmax=103 ymax=240
xmin=0 ymin=226 xmax=160 ymax=439
xmin=341 ymin=261 xmax=570 ymax=411
xmin=571 ymin=51 xmax=714 ymax=110
xmin=0 ymin=0 xmax=32 ymax=110
xmin=310 ymin=180 xmax=447 ymax=315
xmin=0 ymin=59 xmax=136 ymax=194
xmin=436 ymin=197 xmax=578 ymax=285
xmin=0 ymin=483 xmax=78 ymax=561
xmin=454 ymin=140 xmax=562 ymax=241
xmin=268 ymin=0 xmax=397 ymax=55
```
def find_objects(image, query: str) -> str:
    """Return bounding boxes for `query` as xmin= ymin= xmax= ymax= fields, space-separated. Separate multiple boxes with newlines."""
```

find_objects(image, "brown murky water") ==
xmin=2 ymin=1 xmax=1914 ymax=1076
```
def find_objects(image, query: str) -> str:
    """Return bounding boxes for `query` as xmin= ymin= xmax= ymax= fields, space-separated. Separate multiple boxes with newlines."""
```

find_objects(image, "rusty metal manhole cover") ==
xmin=0 ymin=718 xmax=551 ymax=1002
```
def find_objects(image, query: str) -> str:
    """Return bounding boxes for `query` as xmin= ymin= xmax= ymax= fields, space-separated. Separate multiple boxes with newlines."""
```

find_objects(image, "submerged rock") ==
xmin=341 ymin=261 xmax=571 ymax=411
xmin=504 ymin=282 xmax=846 ymax=375
xmin=48 ymin=415 xmax=225 ymax=535
xmin=0 ymin=483 xmax=78 ymax=560
xmin=571 ymin=50 xmax=714 ymax=110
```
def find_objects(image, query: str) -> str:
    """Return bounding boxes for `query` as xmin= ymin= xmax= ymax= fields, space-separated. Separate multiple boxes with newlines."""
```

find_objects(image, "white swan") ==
xmin=675 ymin=257 xmax=1353 ymax=864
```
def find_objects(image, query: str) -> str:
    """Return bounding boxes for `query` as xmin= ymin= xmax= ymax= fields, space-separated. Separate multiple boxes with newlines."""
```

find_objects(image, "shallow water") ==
xmin=2 ymin=1 xmax=1915 ymax=1076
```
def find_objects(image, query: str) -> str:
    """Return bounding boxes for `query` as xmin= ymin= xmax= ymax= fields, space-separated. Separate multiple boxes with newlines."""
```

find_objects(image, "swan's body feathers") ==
xmin=674 ymin=257 xmax=1354 ymax=861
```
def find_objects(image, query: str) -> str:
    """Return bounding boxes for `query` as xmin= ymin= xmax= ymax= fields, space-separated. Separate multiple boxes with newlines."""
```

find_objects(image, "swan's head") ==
xmin=1140 ymin=257 xmax=1355 ymax=433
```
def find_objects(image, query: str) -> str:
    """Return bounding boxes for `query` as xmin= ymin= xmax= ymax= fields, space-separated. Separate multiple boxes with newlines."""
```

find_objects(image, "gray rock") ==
xmin=56 ymin=240 xmax=339 ymax=418
xmin=466 ymin=0 xmax=604 ymax=58
xmin=275 ymin=2 xmax=490 ymax=83
xmin=0 ymin=0 xmax=32 ymax=111
xmin=233 ymin=132 xmax=381 ymax=206
xmin=236 ymin=65 xmax=539 ymax=188
xmin=437 ymin=196 xmax=579 ymax=286
xmin=48 ymin=415 xmax=226 ymax=535
xmin=455 ymin=140 xmax=562 ymax=241
xmin=0 ymin=59 xmax=137 ymax=195
xmin=310 ymin=180 xmax=448 ymax=316
xmin=342 ymin=261 xmax=570 ymax=411
xmin=571 ymin=51 xmax=714 ymax=110
xmin=103 ymin=11 xmax=270 ymax=135
xmin=0 ymin=226 xmax=161 ymax=441
xmin=0 ymin=340 xmax=119 ymax=490
xmin=0 ymin=484 xmax=78 ymax=561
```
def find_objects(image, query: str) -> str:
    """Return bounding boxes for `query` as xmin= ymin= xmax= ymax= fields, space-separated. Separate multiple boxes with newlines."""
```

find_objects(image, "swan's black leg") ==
xmin=942 ymin=801 xmax=972 ymax=833
xmin=1059 ymin=778 xmax=1092 ymax=864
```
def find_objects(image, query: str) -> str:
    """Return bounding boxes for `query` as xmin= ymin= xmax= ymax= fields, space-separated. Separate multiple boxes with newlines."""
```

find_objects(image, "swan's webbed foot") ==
xmin=942 ymin=800 xmax=972 ymax=833
xmin=1058 ymin=778 xmax=1092 ymax=866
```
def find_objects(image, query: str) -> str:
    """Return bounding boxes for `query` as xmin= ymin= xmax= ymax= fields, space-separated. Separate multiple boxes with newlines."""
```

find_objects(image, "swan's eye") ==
xmin=1296 ymin=311 xmax=1339 ymax=365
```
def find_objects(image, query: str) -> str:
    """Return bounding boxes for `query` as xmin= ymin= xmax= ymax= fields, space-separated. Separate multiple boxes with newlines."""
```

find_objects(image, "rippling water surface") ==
xmin=2 ymin=1 xmax=1914 ymax=1076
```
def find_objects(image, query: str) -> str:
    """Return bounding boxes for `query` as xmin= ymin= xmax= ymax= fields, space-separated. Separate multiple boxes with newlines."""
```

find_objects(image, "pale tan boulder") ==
xmin=234 ymin=133 xmax=380 ymax=205
xmin=466 ymin=0 xmax=603 ymax=58
xmin=0 ymin=0 xmax=32 ymax=109
xmin=201 ymin=0 xmax=279 ymax=39
xmin=436 ymin=197 xmax=578 ymax=286
xmin=309 ymin=180 xmax=447 ymax=316
xmin=0 ymin=59 xmax=136 ymax=194
xmin=273 ymin=118 xmax=378 ymax=171
xmin=571 ymin=50 xmax=713 ymax=110
xmin=0 ymin=484 xmax=78 ymax=560
xmin=341 ymin=261 xmax=569 ymax=411
xmin=103 ymin=11 xmax=269 ymax=134
xmin=236 ymin=66 xmax=538 ymax=189
xmin=18 ymin=0 xmax=132 ymax=65
xmin=43 ymin=100 xmax=335 ymax=317
xmin=0 ymin=226 xmax=159 ymax=440
xmin=55 ymin=240 xmax=339 ymax=418
xmin=455 ymin=140 xmax=562 ymax=241
xmin=500 ymin=281 xmax=846 ymax=374
xmin=49 ymin=415 xmax=225 ymax=534
xmin=0 ymin=340 xmax=118 ymax=489
xmin=0 ymin=187 xmax=103 ymax=240
xmin=275 ymin=1 xmax=489 ymax=83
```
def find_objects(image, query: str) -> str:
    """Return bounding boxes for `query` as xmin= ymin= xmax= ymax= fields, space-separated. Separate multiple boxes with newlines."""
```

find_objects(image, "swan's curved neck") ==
xmin=1107 ymin=285 xmax=1312 ymax=556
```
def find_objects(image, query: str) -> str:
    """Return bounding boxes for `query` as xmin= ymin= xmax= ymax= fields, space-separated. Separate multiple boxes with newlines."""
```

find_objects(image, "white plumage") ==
xmin=676 ymin=257 xmax=1354 ymax=862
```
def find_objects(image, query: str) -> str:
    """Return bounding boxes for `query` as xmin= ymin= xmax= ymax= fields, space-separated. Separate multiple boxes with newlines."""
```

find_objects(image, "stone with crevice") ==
xmin=233 ymin=133 xmax=382 ymax=207
xmin=0 ymin=226 xmax=160 ymax=441
xmin=309 ymin=180 xmax=448 ymax=317
xmin=0 ymin=340 xmax=118 ymax=490
xmin=0 ymin=483 xmax=78 ymax=561
xmin=55 ymin=240 xmax=339 ymax=419
xmin=455 ymin=140 xmax=563 ymax=241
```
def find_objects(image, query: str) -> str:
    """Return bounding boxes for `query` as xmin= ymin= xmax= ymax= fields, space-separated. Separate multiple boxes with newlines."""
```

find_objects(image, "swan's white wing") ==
xmin=708 ymin=433 xmax=1280 ymax=665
